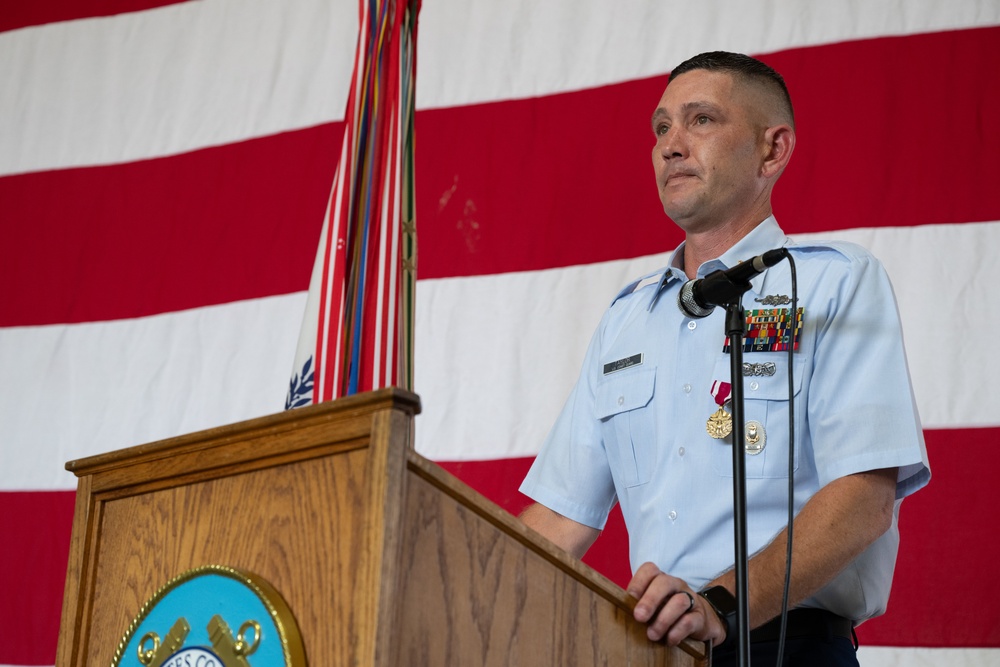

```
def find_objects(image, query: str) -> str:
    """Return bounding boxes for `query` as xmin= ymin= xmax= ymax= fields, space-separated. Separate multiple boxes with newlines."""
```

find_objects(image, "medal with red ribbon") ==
xmin=706 ymin=380 xmax=733 ymax=440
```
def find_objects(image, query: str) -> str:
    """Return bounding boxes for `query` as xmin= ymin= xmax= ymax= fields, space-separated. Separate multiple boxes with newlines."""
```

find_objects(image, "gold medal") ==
xmin=706 ymin=403 xmax=733 ymax=439
xmin=745 ymin=420 xmax=766 ymax=455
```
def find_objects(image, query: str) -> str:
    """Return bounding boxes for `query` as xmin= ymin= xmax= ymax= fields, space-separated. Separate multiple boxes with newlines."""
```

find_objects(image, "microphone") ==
xmin=677 ymin=247 xmax=789 ymax=318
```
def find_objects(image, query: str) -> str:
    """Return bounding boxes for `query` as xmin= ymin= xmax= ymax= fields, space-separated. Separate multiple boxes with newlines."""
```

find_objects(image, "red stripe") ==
xmin=2 ymin=124 xmax=341 ymax=327
xmin=855 ymin=426 xmax=999 ymax=647
xmin=438 ymin=458 xmax=634 ymax=588
xmin=2 ymin=27 xmax=997 ymax=327
xmin=442 ymin=426 xmax=1000 ymax=648
xmin=415 ymin=26 xmax=1000 ymax=280
xmin=0 ymin=0 xmax=188 ymax=33
xmin=3 ymin=427 xmax=995 ymax=664
xmin=0 ymin=490 xmax=75 ymax=665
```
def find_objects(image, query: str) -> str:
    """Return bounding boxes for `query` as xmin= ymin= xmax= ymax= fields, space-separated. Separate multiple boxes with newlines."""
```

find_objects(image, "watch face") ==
xmin=702 ymin=586 xmax=738 ymax=615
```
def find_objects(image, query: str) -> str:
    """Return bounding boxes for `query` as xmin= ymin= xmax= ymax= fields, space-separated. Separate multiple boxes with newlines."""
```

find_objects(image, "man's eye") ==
xmin=695 ymin=115 xmax=711 ymax=125
xmin=655 ymin=124 xmax=670 ymax=136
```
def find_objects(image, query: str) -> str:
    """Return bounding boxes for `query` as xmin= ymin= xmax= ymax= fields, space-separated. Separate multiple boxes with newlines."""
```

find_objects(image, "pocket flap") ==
xmin=595 ymin=367 xmax=656 ymax=419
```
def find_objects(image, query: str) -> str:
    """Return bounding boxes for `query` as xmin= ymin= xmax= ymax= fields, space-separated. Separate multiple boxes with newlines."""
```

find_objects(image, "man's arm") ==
xmin=629 ymin=467 xmax=898 ymax=646
xmin=519 ymin=502 xmax=601 ymax=560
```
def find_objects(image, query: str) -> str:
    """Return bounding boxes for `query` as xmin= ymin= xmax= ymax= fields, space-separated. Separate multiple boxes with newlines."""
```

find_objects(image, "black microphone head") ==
xmin=678 ymin=280 xmax=715 ymax=319
xmin=753 ymin=247 xmax=789 ymax=271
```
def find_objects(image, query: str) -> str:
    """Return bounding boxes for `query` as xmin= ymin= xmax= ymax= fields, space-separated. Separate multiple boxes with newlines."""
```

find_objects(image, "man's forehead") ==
xmin=663 ymin=69 xmax=736 ymax=100
xmin=653 ymin=70 xmax=737 ymax=116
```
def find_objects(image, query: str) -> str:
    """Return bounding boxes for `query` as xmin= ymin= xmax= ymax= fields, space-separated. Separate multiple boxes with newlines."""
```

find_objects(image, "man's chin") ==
xmin=660 ymin=200 xmax=698 ymax=229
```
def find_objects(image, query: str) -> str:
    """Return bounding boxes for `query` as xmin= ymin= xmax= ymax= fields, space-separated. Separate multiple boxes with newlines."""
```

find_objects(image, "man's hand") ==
xmin=627 ymin=562 xmax=727 ymax=646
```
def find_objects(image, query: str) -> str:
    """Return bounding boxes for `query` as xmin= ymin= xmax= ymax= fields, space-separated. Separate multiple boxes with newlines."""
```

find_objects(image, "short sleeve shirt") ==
xmin=520 ymin=217 xmax=930 ymax=621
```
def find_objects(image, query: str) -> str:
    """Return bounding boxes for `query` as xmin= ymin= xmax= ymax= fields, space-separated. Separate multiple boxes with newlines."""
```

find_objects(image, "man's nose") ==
xmin=658 ymin=127 xmax=686 ymax=160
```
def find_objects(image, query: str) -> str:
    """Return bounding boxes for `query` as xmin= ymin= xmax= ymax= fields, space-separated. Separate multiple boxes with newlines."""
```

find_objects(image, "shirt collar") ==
xmin=650 ymin=216 xmax=789 ymax=311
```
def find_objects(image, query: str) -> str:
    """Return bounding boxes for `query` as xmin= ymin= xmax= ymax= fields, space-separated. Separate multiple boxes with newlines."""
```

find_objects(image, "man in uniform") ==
xmin=519 ymin=52 xmax=929 ymax=665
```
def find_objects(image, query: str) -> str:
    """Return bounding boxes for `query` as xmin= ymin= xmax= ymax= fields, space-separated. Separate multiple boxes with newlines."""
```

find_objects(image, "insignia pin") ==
xmin=745 ymin=420 xmax=766 ymax=455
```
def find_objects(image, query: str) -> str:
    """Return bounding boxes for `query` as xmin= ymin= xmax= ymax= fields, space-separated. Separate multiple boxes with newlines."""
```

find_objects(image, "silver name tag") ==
xmin=603 ymin=353 xmax=643 ymax=375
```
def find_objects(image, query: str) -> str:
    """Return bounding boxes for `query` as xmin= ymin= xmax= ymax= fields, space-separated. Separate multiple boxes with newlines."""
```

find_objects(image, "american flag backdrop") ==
xmin=2 ymin=2 xmax=999 ymax=666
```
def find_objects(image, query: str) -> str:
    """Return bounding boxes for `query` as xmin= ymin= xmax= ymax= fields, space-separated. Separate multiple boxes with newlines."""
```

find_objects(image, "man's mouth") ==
xmin=665 ymin=172 xmax=696 ymax=186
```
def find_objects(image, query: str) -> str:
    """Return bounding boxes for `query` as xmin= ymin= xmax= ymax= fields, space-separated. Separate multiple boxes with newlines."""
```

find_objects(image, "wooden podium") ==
xmin=57 ymin=388 xmax=708 ymax=666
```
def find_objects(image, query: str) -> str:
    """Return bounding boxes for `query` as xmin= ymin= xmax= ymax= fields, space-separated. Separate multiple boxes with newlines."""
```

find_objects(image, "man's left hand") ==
xmin=627 ymin=562 xmax=727 ymax=646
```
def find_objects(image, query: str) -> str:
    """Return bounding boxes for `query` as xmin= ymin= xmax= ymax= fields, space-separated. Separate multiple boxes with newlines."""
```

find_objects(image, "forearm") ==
xmin=710 ymin=467 xmax=898 ymax=627
xmin=519 ymin=502 xmax=601 ymax=560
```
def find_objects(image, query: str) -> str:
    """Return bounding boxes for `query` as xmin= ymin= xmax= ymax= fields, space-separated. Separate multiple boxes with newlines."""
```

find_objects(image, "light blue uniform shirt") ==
xmin=521 ymin=217 xmax=930 ymax=622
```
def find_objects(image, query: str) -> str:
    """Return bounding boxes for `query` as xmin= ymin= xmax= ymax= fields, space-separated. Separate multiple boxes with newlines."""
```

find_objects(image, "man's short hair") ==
xmin=670 ymin=51 xmax=795 ymax=128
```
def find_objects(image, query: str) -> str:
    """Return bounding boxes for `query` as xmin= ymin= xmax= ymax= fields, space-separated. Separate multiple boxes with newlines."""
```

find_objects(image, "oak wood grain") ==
xmin=397 ymin=455 xmax=707 ymax=666
xmin=57 ymin=388 xmax=707 ymax=666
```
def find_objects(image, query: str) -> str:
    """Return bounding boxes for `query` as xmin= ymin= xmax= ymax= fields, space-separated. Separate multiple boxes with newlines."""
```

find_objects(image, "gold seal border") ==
xmin=110 ymin=564 xmax=307 ymax=667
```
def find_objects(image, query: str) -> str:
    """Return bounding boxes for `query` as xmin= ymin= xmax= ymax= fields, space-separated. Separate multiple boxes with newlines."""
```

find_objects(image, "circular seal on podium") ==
xmin=112 ymin=565 xmax=305 ymax=667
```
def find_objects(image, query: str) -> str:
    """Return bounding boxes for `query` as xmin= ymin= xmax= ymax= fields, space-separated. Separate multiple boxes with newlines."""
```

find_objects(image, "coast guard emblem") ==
xmin=112 ymin=565 xmax=305 ymax=667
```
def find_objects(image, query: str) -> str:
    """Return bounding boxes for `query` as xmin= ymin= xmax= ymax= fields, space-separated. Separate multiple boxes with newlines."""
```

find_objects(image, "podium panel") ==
xmin=56 ymin=388 xmax=707 ymax=666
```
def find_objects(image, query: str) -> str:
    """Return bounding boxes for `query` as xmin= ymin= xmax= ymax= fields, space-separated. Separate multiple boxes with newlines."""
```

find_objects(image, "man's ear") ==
xmin=761 ymin=124 xmax=795 ymax=179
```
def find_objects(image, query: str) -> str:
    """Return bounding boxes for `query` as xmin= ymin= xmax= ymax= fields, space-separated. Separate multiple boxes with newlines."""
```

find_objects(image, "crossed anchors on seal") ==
xmin=137 ymin=615 xmax=261 ymax=667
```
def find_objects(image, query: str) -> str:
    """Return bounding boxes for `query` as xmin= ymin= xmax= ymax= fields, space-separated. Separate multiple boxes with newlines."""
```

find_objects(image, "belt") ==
xmin=750 ymin=608 xmax=854 ymax=643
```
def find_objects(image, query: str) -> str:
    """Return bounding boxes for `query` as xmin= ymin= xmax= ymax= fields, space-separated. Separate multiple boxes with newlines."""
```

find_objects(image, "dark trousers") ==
xmin=711 ymin=609 xmax=859 ymax=667
xmin=712 ymin=635 xmax=859 ymax=667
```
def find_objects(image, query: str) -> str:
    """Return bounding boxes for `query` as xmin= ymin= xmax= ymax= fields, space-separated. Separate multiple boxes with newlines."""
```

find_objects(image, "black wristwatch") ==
xmin=698 ymin=586 xmax=738 ymax=649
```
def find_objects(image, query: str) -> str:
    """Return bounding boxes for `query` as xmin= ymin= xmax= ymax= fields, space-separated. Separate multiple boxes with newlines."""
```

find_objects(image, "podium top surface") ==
xmin=65 ymin=387 xmax=421 ymax=478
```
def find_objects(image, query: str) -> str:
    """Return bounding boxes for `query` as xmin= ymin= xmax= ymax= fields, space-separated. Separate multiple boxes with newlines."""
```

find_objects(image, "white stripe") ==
xmin=793 ymin=220 xmax=1000 ymax=432
xmin=857 ymin=646 xmax=1000 ymax=667
xmin=412 ymin=220 xmax=1000 ymax=460
xmin=2 ymin=221 xmax=996 ymax=489
xmin=2 ymin=0 xmax=997 ymax=176
xmin=0 ymin=0 xmax=359 ymax=177
xmin=412 ymin=253 xmax=670 ymax=461
xmin=0 ymin=293 xmax=305 ymax=491
xmin=417 ymin=0 xmax=1000 ymax=110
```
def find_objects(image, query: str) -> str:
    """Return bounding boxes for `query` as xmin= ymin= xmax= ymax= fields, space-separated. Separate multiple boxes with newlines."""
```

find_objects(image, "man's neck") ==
xmin=682 ymin=211 xmax=771 ymax=280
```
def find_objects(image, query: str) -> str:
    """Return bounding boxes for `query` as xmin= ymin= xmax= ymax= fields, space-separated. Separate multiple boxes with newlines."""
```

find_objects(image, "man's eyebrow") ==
xmin=651 ymin=101 xmax=724 ymax=128
xmin=681 ymin=101 xmax=724 ymax=115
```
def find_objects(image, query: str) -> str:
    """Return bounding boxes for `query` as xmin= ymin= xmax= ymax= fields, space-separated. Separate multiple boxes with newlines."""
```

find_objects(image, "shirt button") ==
xmin=683 ymin=384 xmax=692 ymax=394
xmin=617 ymin=395 xmax=625 ymax=406
xmin=750 ymin=381 xmax=760 ymax=391
xmin=678 ymin=447 xmax=686 ymax=457
xmin=668 ymin=510 xmax=678 ymax=521
xmin=687 ymin=321 xmax=697 ymax=330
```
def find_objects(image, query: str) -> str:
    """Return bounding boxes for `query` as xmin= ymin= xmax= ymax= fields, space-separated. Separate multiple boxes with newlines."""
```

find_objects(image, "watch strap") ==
xmin=698 ymin=585 xmax=737 ymax=650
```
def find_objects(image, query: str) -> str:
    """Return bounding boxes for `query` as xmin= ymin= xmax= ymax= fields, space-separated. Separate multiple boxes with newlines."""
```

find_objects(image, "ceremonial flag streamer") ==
xmin=286 ymin=0 xmax=420 ymax=409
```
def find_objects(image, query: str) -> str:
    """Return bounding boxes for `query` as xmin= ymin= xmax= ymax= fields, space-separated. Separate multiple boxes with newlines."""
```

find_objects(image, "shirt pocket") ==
xmin=595 ymin=367 xmax=657 ymax=488
xmin=710 ymin=356 xmax=804 ymax=479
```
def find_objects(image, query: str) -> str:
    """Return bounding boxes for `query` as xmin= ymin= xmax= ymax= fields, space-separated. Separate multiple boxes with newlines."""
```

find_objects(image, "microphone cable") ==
xmin=774 ymin=252 xmax=798 ymax=667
